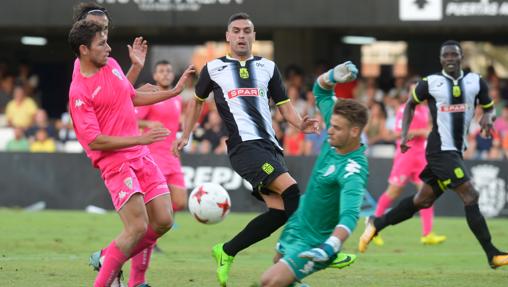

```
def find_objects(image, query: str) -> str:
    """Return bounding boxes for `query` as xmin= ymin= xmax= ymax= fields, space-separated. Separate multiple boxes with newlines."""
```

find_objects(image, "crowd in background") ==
xmin=1 ymin=60 xmax=508 ymax=160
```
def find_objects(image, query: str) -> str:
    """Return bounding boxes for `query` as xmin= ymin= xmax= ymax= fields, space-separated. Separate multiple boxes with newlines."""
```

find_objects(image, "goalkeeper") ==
xmin=260 ymin=61 xmax=368 ymax=287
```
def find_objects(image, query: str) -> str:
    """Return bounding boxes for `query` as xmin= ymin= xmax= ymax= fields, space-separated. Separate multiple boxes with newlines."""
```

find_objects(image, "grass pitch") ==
xmin=0 ymin=209 xmax=507 ymax=286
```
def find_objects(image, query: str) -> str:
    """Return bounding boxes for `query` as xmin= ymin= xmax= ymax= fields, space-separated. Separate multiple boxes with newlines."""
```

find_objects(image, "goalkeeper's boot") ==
xmin=212 ymin=243 xmax=235 ymax=287
xmin=420 ymin=232 xmax=447 ymax=245
xmin=490 ymin=253 xmax=508 ymax=269
xmin=372 ymin=234 xmax=385 ymax=246
xmin=89 ymin=250 xmax=126 ymax=287
xmin=328 ymin=253 xmax=357 ymax=269
xmin=358 ymin=217 xmax=378 ymax=253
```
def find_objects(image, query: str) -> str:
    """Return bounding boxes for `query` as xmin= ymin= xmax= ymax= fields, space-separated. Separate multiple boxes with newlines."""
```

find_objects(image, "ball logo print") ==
xmin=399 ymin=0 xmax=443 ymax=21
xmin=188 ymin=182 xmax=231 ymax=224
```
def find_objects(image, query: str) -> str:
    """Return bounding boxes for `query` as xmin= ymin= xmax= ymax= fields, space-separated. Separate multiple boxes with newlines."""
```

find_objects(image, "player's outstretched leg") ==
xmin=358 ymin=216 xmax=378 ymax=253
xmin=212 ymin=243 xmax=235 ymax=287
xmin=89 ymin=249 xmax=126 ymax=287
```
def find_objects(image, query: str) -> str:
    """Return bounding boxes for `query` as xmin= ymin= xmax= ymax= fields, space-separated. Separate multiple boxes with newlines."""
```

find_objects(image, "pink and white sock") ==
xmin=375 ymin=193 xmax=393 ymax=217
xmin=419 ymin=206 xmax=434 ymax=236
xmin=128 ymin=244 xmax=155 ymax=287
xmin=94 ymin=241 xmax=127 ymax=287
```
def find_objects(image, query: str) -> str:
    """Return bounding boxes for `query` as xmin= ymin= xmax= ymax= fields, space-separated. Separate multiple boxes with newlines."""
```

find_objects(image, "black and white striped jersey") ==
xmin=195 ymin=55 xmax=288 ymax=150
xmin=413 ymin=70 xmax=493 ymax=155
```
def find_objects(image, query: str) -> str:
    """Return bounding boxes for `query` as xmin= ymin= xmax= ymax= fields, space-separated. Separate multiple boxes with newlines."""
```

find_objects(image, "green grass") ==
xmin=0 ymin=209 xmax=507 ymax=286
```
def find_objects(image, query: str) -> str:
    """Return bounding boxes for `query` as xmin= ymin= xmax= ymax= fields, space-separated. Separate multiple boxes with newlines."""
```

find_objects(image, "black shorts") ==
xmin=228 ymin=140 xmax=288 ymax=200
xmin=419 ymin=151 xmax=470 ymax=194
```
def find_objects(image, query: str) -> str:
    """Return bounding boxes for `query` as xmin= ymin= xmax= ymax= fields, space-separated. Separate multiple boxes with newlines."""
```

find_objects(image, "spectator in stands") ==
xmin=55 ymin=106 xmax=77 ymax=143
xmin=365 ymin=101 xmax=392 ymax=146
xmin=494 ymin=104 xmax=508 ymax=159
xmin=465 ymin=105 xmax=502 ymax=160
xmin=17 ymin=62 xmax=40 ymax=103
xmin=5 ymin=127 xmax=29 ymax=152
xmin=272 ymin=109 xmax=287 ymax=147
xmin=284 ymin=64 xmax=306 ymax=100
xmin=5 ymin=84 xmax=37 ymax=129
xmin=0 ymin=72 xmax=14 ymax=114
xmin=29 ymin=128 xmax=56 ymax=153
xmin=198 ymin=109 xmax=227 ymax=154
xmin=26 ymin=109 xmax=58 ymax=141
xmin=287 ymin=85 xmax=307 ymax=116
xmin=283 ymin=125 xmax=305 ymax=156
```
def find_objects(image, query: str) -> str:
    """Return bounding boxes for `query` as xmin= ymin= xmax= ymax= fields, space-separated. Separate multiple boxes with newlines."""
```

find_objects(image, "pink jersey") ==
xmin=135 ymin=96 xmax=182 ymax=175
xmin=69 ymin=57 xmax=149 ymax=171
xmin=394 ymin=103 xmax=429 ymax=157
xmin=72 ymin=58 xmax=80 ymax=81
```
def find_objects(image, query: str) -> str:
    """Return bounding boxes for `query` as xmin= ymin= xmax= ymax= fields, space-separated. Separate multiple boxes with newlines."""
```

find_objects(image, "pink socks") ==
xmin=94 ymin=241 xmax=127 ymax=287
xmin=375 ymin=193 xmax=393 ymax=217
xmin=419 ymin=206 xmax=434 ymax=236
xmin=129 ymin=244 xmax=155 ymax=287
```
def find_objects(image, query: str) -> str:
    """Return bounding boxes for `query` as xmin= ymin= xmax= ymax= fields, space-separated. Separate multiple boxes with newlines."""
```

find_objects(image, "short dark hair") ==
xmin=227 ymin=12 xmax=251 ymax=27
xmin=73 ymin=2 xmax=112 ymax=27
xmin=153 ymin=60 xmax=171 ymax=72
xmin=333 ymin=99 xmax=368 ymax=130
xmin=68 ymin=20 xmax=105 ymax=57
xmin=441 ymin=40 xmax=462 ymax=54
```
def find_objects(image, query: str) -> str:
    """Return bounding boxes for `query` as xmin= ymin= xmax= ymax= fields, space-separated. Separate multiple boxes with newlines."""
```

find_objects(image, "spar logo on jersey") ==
xmin=227 ymin=88 xmax=261 ymax=99
xmin=440 ymin=103 xmax=468 ymax=113
xmin=472 ymin=164 xmax=506 ymax=217
xmin=399 ymin=0 xmax=443 ymax=21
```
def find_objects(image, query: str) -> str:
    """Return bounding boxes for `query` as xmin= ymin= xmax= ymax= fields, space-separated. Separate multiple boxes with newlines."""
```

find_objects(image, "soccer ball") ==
xmin=188 ymin=182 xmax=231 ymax=224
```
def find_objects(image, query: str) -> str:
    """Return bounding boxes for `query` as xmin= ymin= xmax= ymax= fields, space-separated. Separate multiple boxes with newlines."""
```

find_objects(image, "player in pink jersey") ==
xmin=73 ymin=4 xmax=164 ymax=286
xmin=68 ymin=20 xmax=195 ymax=287
xmin=373 ymin=83 xmax=446 ymax=246
xmin=131 ymin=60 xmax=188 ymax=286
xmin=136 ymin=60 xmax=187 ymax=212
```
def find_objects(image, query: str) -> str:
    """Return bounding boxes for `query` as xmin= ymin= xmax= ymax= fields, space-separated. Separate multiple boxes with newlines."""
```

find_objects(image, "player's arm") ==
xmin=125 ymin=37 xmax=147 ymax=85
xmin=477 ymin=78 xmax=496 ymax=138
xmin=89 ymin=129 xmax=168 ymax=151
xmin=269 ymin=64 xmax=319 ymax=134
xmin=132 ymin=65 xmax=195 ymax=106
xmin=313 ymin=61 xmax=359 ymax=128
xmin=299 ymin=173 xmax=366 ymax=262
xmin=174 ymin=64 xmax=211 ymax=156
xmin=401 ymin=79 xmax=428 ymax=152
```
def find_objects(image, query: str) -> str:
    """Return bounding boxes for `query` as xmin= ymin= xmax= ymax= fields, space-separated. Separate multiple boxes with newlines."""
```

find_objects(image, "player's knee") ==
xmin=463 ymin=189 xmax=480 ymax=206
xmin=127 ymin=221 xmax=148 ymax=243
xmin=281 ymin=184 xmax=301 ymax=217
xmin=172 ymin=197 xmax=187 ymax=212
xmin=151 ymin=215 xmax=174 ymax=235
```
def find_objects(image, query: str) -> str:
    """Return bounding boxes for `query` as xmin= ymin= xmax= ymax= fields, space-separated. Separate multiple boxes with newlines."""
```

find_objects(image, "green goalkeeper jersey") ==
xmin=282 ymin=82 xmax=368 ymax=246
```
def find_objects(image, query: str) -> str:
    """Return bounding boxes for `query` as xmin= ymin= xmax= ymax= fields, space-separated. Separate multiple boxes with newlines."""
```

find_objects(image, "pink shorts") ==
xmin=102 ymin=155 xmax=170 ymax=211
xmin=388 ymin=153 xmax=426 ymax=187
xmin=165 ymin=171 xmax=186 ymax=190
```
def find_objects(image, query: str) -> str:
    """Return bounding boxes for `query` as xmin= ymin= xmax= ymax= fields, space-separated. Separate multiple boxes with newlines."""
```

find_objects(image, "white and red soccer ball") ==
xmin=188 ymin=182 xmax=231 ymax=224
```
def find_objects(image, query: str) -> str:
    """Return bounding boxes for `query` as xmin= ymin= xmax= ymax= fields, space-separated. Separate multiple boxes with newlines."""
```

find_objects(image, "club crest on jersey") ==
xmin=228 ymin=88 xmax=260 ymax=99
xmin=239 ymin=67 xmax=249 ymax=79
xmin=452 ymin=85 xmax=461 ymax=97
xmin=440 ymin=104 xmax=467 ymax=113
xmin=112 ymin=68 xmax=123 ymax=81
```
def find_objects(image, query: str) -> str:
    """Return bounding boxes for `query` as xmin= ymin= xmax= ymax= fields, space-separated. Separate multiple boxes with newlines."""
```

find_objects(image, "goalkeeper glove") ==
xmin=298 ymin=236 xmax=342 ymax=262
xmin=325 ymin=61 xmax=358 ymax=85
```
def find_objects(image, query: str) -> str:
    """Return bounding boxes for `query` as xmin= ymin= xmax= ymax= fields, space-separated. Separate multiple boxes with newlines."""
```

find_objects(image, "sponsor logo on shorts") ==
xmin=124 ymin=177 xmax=133 ymax=189
xmin=227 ymin=88 xmax=260 ymax=99
xmin=118 ymin=190 xmax=127 ymax=199
xmin=440 ymin=104 xmax=467 ymax=113
xmin=262 ymin=163 xmax=274 ymax=175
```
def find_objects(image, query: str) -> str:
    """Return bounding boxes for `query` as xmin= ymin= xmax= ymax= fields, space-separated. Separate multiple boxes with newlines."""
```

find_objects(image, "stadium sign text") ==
xmin=97 ymin=0 xmax=244 ymax=12
xmin=446 ymin=0 xmax=508 ymax=16
xmin=471 ymin=164 xmax=507 ymax=217
xmin=182 ymin=166 xmax=252 ymax=190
